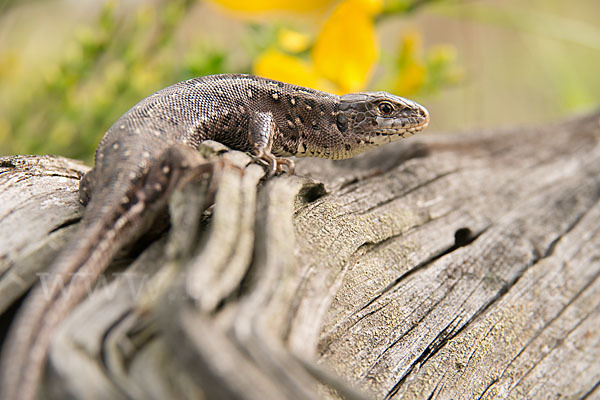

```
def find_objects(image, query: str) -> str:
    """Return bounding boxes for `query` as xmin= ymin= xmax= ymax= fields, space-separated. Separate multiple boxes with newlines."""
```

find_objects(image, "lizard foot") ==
xmin=255 ymin=149 xmax=295 ymax=176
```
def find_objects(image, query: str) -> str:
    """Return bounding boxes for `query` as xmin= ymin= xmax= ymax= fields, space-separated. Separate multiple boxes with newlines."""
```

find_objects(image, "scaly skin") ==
xmin=0 ymin=74 xmax=429 ymax=400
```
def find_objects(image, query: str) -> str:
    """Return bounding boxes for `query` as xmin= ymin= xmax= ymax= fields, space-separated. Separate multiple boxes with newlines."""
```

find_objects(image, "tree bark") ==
xmin=1 ymin=111 xmax=599 ymax=400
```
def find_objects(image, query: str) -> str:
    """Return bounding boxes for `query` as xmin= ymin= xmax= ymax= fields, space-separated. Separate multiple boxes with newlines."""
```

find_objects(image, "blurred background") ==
xmin=0 ymin=0 xmax=598 ymax=163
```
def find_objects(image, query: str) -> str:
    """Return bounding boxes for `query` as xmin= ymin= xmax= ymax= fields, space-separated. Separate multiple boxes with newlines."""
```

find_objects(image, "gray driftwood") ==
xmin=1 ymin=111 xmax=599 ymax=400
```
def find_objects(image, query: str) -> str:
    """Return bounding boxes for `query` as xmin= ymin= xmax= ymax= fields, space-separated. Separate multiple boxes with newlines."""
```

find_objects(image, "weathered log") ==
xmin=0 ymin=111 xmax=599 ymax=399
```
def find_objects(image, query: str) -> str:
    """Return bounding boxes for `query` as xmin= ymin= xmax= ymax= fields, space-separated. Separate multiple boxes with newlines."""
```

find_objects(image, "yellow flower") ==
xmin=277 ymin=29 xmax=311 ymax=54
xmin=253 ymin=49 xmax=319 ymax=89
xmin=394 ymin=31 xmax=426 ymax=96
xmin=312 ymin=0 xmax=382 ymax=93
xmin=209 ymin=0 xmax=335 ymax=13
xmin=250 ymin=0 xmax=382 ymax=94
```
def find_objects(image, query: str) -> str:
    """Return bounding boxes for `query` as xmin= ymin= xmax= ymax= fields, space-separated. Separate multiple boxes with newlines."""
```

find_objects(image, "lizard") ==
xmin=0 ymin=73 xmax=429 ymax=400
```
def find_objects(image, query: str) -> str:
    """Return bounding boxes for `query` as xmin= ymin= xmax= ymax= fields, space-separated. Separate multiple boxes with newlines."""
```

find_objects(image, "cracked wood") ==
xmin=0 ymin=111 xmax=599 ymax=399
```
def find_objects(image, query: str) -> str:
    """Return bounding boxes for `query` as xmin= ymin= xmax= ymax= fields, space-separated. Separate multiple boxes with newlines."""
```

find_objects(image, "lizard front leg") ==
xmin=248 ymin=112 xmax=294 ymax=175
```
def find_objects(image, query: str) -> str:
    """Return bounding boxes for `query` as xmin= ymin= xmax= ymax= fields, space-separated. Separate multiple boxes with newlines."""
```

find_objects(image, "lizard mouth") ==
xmin=366 ymin=112 xmax=429 ymax=147
xmin=375 ymin=116 xmax=429 ymax=136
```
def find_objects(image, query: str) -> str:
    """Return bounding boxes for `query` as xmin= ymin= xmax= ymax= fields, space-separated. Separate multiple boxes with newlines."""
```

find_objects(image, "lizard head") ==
xmin=334 ymin=91 xmax=429 ymax=158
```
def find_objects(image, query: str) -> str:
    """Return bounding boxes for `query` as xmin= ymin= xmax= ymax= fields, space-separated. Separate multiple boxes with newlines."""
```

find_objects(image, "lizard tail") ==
xmin=0 ymin=194 xmax=152 ymax=400
xmin=1 ymin=142 xmax=218 ymax=400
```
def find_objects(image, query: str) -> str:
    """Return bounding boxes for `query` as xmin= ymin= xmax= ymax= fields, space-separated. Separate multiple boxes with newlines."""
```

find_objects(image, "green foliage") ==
xmin=0 ymin=0 xmax=232 ymax=163
xmin=0 ymin=0 xmax=459 ymax=162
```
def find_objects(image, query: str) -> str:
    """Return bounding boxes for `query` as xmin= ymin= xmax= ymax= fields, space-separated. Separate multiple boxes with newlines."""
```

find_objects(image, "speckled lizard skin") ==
xmin=0 ymin=74 xmax=429 ymax=400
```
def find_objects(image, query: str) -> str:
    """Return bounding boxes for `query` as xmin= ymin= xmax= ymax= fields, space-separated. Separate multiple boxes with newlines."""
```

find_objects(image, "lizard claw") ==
xmin=255 ymin=149 xmax=295 ymax=176
xmin=275 ymin=157 xmax=294 ymax=175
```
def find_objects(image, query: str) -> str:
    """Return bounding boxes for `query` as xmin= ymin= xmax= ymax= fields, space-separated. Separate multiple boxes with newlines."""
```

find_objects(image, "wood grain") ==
xmin=1 ymin=111 xmax=599 ymax=399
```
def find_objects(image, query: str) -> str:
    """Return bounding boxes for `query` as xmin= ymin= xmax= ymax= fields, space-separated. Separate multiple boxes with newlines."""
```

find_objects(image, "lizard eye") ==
xmin=378 ymin=102 xmax=394 ymax=115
